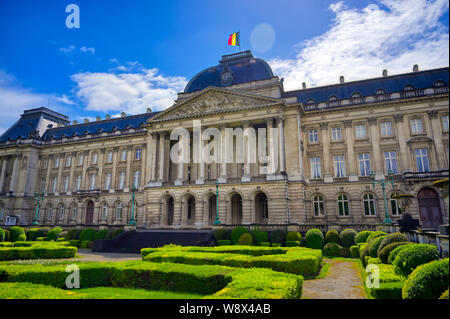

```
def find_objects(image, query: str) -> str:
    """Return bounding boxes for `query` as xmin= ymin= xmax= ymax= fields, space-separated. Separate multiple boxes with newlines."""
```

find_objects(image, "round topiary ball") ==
xmin=231 ymin=226 xmax=249 ymax=245
xmin=323 ymin=242 xmax=340 ymax=257
xmin=402 ymin=258 xmax=449 ymax=299
xmin=325 ymin=230 xmax=339 ymax=243
xmin=305 ymin=228 xmax=324 ymax=249
xmin=377 ymin=232 xmax=408 ymax=255
xmin=339 ymin=229 xmax=357 ymax=248
xmin=388 ymin=244 xmax=415 ymax=264
xmin=393 ymin=244 xmax=440 ymax=277
xmin=269 ymin=229 xmax=287 ymax=245
xmin=378 ymin=242 xmax=410 ymax=264
xmin=238 ymin=233 xmax=253 ymax=246
xmin=366 ymin=231 xmax=387 ymax=243
xmin=286 ymin=231 xmax=303 ymax=244
xmin=9 ymin=226 xmax=26 ymax=242
xmin=46 ymin=227 xmax=63 ymax=241
xmin=214 ymin=228 xmax=228 ymax=241
xmin=368 ymin=235 xmax=387 ymax=258
xmin=355 ymin=230 xmax=373 ymax=244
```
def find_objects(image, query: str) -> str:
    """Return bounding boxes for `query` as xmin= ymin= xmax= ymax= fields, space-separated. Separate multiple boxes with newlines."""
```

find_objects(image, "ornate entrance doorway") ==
xmin=417 ymin=188 xmax=443 ymax=229
xmin=85 ymin=200 xmax=94 ymax=225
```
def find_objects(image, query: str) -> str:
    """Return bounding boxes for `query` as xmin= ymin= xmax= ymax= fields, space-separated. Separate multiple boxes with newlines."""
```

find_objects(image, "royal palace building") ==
xmin=0 ymin=51 xmax=448 ymax=230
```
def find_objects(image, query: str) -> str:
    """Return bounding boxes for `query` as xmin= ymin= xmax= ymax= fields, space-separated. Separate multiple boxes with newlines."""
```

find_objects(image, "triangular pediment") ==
xmin=150 ymin=87 xmax=283 ymax=121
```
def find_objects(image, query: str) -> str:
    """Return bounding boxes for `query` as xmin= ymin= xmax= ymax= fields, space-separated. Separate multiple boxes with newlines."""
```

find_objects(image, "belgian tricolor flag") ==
xmin=228 ymin=32 xmax=240 ymax=46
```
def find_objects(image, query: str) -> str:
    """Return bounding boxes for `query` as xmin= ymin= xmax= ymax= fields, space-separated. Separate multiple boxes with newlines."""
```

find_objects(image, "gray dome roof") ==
xmin=184 ymin=50 xmax=274 ymax=93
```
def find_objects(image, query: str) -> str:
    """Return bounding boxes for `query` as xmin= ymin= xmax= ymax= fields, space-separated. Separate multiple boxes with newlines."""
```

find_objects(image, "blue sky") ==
xmin=0 ymin=0 xmax=448 ymax=134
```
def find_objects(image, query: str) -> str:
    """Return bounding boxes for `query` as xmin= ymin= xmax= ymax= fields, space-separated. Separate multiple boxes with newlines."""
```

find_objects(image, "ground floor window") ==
xmin=313 ymin=195 xmax=324 ymax=216
xmin=363 ymin=193 xmax=376 ymax=216
xmin=337 ymin=194 xmax=349 ymax=216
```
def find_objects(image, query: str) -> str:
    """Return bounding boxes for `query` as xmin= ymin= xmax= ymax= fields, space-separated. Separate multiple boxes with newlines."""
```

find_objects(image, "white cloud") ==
xmin=71 ymin=66 xmax=187 ymax=114
xmin=269 ymin=0 xmax=449 ymax=91
xmin=59 ymin=45 xmax=76 ymax=53
xmin=80 ymin=46 xmax=95 ymax=55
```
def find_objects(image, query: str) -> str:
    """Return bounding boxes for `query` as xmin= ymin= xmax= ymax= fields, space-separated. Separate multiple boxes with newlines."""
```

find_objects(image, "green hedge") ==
xmin=285 ymin=241 xmax=301 ymax=247
xmin=251 ymin=229 xmax=268 ymax=246
xmin=393 ymin=244 xmax=439 ymax=276
xmin=286 ymin=231 xmax=302 ymax=244
xmin=25 ymin=228 xmax=40 ymax=241
xmin=47 ymin=227 xmax=63 ymax=241
xmin=0 ymin=282 xmax=81 ymax=299
xmin=355 ymin=231 xmax=373 ymax=244
xmin=94 ymin=230 xmax=108 ymax=240
xmin=68 ymin=240 xmax=81 ymax=248
xmin=366 ymin=231 xmax=387 ymax=244
xmin=368 ymin=236 xmax=387 ymax=258
xmin=370 ymin=282 xmax=404 ymax=299
xmin=65 ymin=228 xmax=81 ymax=240
xmin=339 ymin=229 xmax=357 ymax=248
xmin=238 ymin=233 xmax=253 ymax=246
xmin=269 ymin=229 xmax=287 ymax=245
xmin=388 ymin=244 xmax=416 ymax=264
xmin=323 ymin=243 xmax=340 ymax=257
xmin=325 ymin=230 xmax=339 ymax=243
xmin=0 ymin=228 xmax=5 ymax=242
xmin=0 ymin=246 xmax=77 ymax=260
xmin=213 ymin=229 xmax=228 ymax=241
xmin=305 ymin=229 xmax=324 ymax=249
xmin=9 ymin=226 xmax=26 ymax=242
xmin=79 ymin=228 xmax=96 ymax=242
xmin=377 ymin=233 xmax=408 ymax=256
xmin=231 ymin=227 xmax=248 ymax=245
xmin=402 ymin=258 xmax=449 ymax=299
xmin=350 ymin=245 xmax=359 ymax=258
xmin=217 ymin=240 xmax=231 ymax=246
xmin=378 ymin=242 xmax=410 ymax=264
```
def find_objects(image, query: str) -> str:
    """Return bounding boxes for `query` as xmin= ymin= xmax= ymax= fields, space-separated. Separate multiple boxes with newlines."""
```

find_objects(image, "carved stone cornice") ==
xmin=393 ymin=114 xmax=404 ymax=123
xmin=368 ymin=117 xmax=378 ymax=125
xmin=319 ymin=122 xmax=328 ymax=129
xmin=343 ymin=120 xmax=352 ymax=128
xmin=427 ymin=110 xmax=439 ymax=119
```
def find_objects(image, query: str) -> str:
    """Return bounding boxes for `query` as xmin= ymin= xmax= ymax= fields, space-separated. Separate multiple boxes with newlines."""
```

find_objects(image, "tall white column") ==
xmin=158 ymin=132 xmax=167 ymax=181
xmin=150 ymin=133 xmax=158 ymax=181
xmin=196 ymin=133 xmax=206 ymax=184
xmin=394 ymin=114 xmax=410 ymax=172
xmin=277 ymin=116 xmax=286 ymax=174
xmin=344 ymin=120 xmax=357 ymax=180
xmin=9 ymin=155 xmax=20 ymax=194
xmin=219 ymin=124 xmax=227 ymax=183
xmin=0 ymin=158 xmax=8 ymax=193
xmin=175 ymin=133 xmax=184 ymax=186
xmin=242 ymin=121 xmax=251 ymax=182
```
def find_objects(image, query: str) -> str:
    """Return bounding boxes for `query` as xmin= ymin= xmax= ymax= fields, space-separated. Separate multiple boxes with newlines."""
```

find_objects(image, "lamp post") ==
xmin=213 ymin=180 xmax=221 ymax=225
xmin=370 ymin=170 xmax=395 ymax=225
xmin=128 ymin=185 xmax=136 ymax=226
xmin=33 ymin=191 xmax=45 ymax=225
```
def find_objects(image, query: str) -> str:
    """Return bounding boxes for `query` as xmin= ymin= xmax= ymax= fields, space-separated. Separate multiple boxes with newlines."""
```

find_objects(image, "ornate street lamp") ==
xmin=33 ymin=191 xmax=45 ymax=225
xmin=128 ymin=185 xmax=136 ymax=226
xmin=213 ymin=180 xmax=221 ymax=225
xmin=370 ymin=170 xmax=395 ymax=224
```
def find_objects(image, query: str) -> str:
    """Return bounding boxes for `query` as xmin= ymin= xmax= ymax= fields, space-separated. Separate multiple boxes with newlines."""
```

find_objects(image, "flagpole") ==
xmin=238 ymin=29 xmax=241 ymax=52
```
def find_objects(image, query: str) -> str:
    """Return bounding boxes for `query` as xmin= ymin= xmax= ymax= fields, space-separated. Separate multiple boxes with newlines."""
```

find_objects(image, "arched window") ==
xmin=350 ymin=92 xmax=363 ymax=105
xmin=71 ymin=204 xmax=78 ymax=220
xmin=433 ymin=80 xmax=448 ymax=94
xmin=363 ymin=193 xmax=376 ymax=216
xmin=434 ymin=80 xmax=445 ymax=87
xmin=313 ymin=195 xmax=325 ymax=216
xmin=101 ymin=203 xmax=108 ymax=220
xmin=337 ymin=194 xmax=349 ymax=216
xmin=390 ymin=193 xmax=403 ymax=216
xmin=47 ymin=205 xmax=53 ymax=220
xmin=328 ymin=96 xmax=340 ymax=107
xmin=306 ymin=99 xmax=316 ymax=105
xmin=404 ymin=85 xmax=415 ymax=91
xmin=116 ymin=202 xmax=122 ymax=219
xmin=376 ymin=89 xmax=385 ymax=95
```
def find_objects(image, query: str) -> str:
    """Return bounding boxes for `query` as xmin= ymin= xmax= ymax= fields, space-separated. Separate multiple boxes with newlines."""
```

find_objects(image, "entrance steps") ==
xmin=92 ymin=229 xmax=215 ymax=254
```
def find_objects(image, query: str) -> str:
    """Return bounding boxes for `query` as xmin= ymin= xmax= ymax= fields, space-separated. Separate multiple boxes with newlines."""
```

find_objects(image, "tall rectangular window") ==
xmin=442 ymin=115 xmax=449 ymax=131
xmin=107 ymin=151 xmax=113 ymax=162
xmin=133 ymin=171 xmax=140 ymax=188
xmin=92 ymin=152 xmax=98 ymax=165
xmin=333 ymin=155 xmax=346 ymax=177
xmin=410 ymin=118 xmax=423 ymax=134
xmin=118 ymin=172 xmax=126 ymax=189
xmin=331 ymin=127 xmax=342 ymax=141
xmin=63 ymin=176 xmax=69 ymax=192
xmin=51 ymin=177 xmax=57 ymax=193
xmin=40 ymin=178 xmax=46 ymax=192
xmin=89 ymin=174 xmax=96 ymax=190
xmin=308 ymin=129 xmax=318 ymax=143
xmin=358 ymin=153 xmax=371 ymax=176
xmin=105 ymin=173 xmax=111 ymax=190
xmin=75 ymin=175 xmax=82 ymax=191
xmin=384 ymin=151 xmax=398 ymax=174
xmin=135 ymin=148 xmax=142 ymax=160
xmin=54 ymin=157 xmax=60 ymax=168
xmin=355 ymin=124 xmax=367 ymax=139
xmin=121 ymin=150 xmax=127 ymax=161
xmin=65 ymin=156 xmax=71 ymax=167
xmin=380 ymin=121 xmax=392 ymax=137
xmin=415 ymin=148 xmax=430 ymax=172
xmin=78 ymin=155 xmax=83 ymax=166
xmin=310 ymin=157 xmax=321 ymax=179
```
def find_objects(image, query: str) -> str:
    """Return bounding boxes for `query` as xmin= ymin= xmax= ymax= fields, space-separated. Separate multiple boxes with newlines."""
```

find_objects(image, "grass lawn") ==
xmin=75 ymin=287 xmax=205 ymax=299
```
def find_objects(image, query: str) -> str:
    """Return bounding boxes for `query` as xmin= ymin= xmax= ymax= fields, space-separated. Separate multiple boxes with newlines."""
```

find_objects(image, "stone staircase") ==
xmin=92 ymin=229 xmax=215 ymax=254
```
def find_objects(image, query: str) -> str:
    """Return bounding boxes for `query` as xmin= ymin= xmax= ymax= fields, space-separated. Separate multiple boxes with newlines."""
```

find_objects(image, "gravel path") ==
xmin=69 ymin=249 xmax=141 ymax=262
xmin=302 ymin=259 xmax=366 ymax=299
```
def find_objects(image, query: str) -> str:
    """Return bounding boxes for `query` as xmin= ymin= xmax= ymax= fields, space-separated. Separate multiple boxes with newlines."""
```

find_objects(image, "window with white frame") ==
xmin=65 ymin=156 xmax=71 ymax=167
xmin=331 ymin=127 xmax=342 ymax=141
xmin=355 ymin=124 xmax=367 ymax=139
xmin=118 ymin=172 xmax=126 ymax=189
xmin=313 ymin=195 xmax=324 ymax=216
xmin=442 ymin=115 xmax=449 ymax=131
xmin=121 ymin=149 xmax=127 ymax=161
xmin=333 ymin=155 xmax=346 ymax=177
xmin=92 ymin=152 xmax=98 ymax=165
xmin=415 ymin=148 xmax=430 ymax=172
xmin=51 ymin=177 xmax=57 ymax=193
xmin=363 ymin=193 xmax=376 ymax=216
xmin=410 ymin=118 xmax=423 ymax=134
xmin=40 ymin=178 xmax=46 ymax=192
xmin=47 ymin=205 xmax=53 ymax=220
xmin=75 ymin=175 xmax=82 ymax=191
xmin=135 ymin=148 xmax=142 ymax=160
xmin=380 ymin=121 xmax=393 ymax=137
xmin=107 ymin=151 xmax=113 ymax=162
xmin=384 ymin=151 xmax=398 ymax=174
xmin=105 ymin=173 xmax=112 ymax=190
xmin=310 ymin=157 xmax=321 ymax=179
xmin=337 ymin=194 xmax=349 ymax=216
xmin=42 ymin=159 xmax=48 ymax=169
xmin=102 ymin=203 xmax=108 ymax=220
xmin=358 ymin=153 xmax=371 ymax=176
xmin=390 ymin=193 xmax=403 ymax=216
xmin=59 ymin=205 xmax=65 ymax=220
xmin=116 ymin=202 xmax=122 ymax=219
xmin=133 ymin=171 xmax=140 ymax=188
xmin=89 ymin=174 xmax=96 ymax=190
xmin=308 ymin=129 xmax=318 ymax=143
xmin=71 ymin=204 xmax=77 ymax=220
xmin=54 ymin=156 xmax=60 ymax=168
xmin=78 ymin=155 xmax=83 ymax=166
xmin=63 ymin=176 xmax=69 ymax=192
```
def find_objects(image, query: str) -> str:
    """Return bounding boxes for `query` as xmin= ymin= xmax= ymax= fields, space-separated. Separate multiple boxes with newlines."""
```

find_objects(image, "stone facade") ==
xmin=0 ymin=52 xmax=449 ymax=229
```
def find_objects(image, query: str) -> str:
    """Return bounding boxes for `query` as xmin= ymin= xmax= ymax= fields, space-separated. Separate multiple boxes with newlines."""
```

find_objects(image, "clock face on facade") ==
xmin=220 ymin=67 xmax=234 ymax=85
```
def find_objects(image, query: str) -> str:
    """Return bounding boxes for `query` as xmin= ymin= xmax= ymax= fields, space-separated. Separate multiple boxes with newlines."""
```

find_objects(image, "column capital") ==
xmin=343 ymin=120 xmax=353 ymax=128
xmin=427 ymin=110 xmax=439 ymax=119
xmin=276 ymin=116 xmax=285 ymax=124
xmin=242 ymin=120 xmax=250 ymax=128
xmin=266 ymin=117 xmax=274 ymax=127
xmin=393 ymin=114 xmax=404 ymax=123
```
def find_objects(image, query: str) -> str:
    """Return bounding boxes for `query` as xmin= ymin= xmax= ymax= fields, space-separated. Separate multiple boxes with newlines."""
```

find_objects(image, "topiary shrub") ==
xmin=339 ymin=229 xmax=357 ymax=248
xmin=367 ymin=257 xmax=382 ymax=264
xmin=231 ymin=227 xmax=249 ymax=245
xmin=286 ymin=231 xmax=303 ymax=245
xmin=355 ymin=230 xmax=373 ymax=244
xmin=260 ymin=242 xmax=270 ymax=247
xmin=3 ymin=229 xmax=10 ymax=242
xmin=378 ymin=242 xmax=410 ymax=264
xmin=46 ymin=227 xmax=63 ymax=241
xmin=251 ymin=229 xmax=268 ymax=246
xmin=25 ymin=228 xmax=40 ymax=241
xmin=94 ymin=230 xmax=108 ymax=240
xmin=325 ymin=230 xmax=339 ymax=243
xmin=238 ymin=233 xmax=253 ymax=246
xmin=323 ymin=243 xmax=340 ymax=257
xmin=79 ymin=228 xmax=96 ymax=242
xmin=350 ymin=245 xmax=360 ymax=258
xmin=217 ymin=240 xmax=231 ymax=246
xmin=305 ymin=229 xmax=324 ymax=249
xmin=65 ymin=228 xmax=80 ymax=240
xmin=9 ymin=226 xmax=26 ymax=242
xmin=340 ymin=247 xmax=350 ymax=257
xmin=368 ymin=235 xmax=387 ymax=258
xmin=388 ymin=244 xmax=416 ymax=264
xmin=214 ymin=228 xmax=228 ymax=241
xmin=58 ymin=231 xmax=67 ymax=239
xmin=285 ymin=241 xmax=301 ymax=247
xmin=393 ymin=244 xmax=440 ymax=276
xmin=440 ymin=289 xmax=449 ymax=299
xmin=0 ymin=228 xmax=5 ymax=242
xmin=269 ymin=229 xmax=287 ymax=245
xmin=35 ymin=227 xmax=50 ymax=238
xmin=366 ymin=231 xmax=387 ymax=244
xmin=402 ymin=258 xmax=449 ymax=299
xmin=377 ymin=233 xmax=408 ymax=255
xmin=271 ymin=243 xmax=281 ymax=247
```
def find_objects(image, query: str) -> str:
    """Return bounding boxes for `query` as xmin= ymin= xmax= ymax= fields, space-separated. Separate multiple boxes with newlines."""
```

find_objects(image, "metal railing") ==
xmin=402 ymin=169 xmax=449 ymax=180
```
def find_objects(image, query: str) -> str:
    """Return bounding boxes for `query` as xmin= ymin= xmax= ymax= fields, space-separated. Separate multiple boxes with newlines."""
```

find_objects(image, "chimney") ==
xmin=72 ymin=120 xmax=78 ymax=125
xmin=146 ymin=107 xmax=152 ymax=113
xmin=413 ymin=64 xmax=419 ymax=72
xmin=96 ymin=116 xmax=101 ymax=121
xmin=339 ymin=76 xmax=345 ymax=84
xmin=302 ymin=82 xmax=306 ymax=89
xmin=105 ymin=114 xmax=111 ymax=120
xmin=84 ymin=118 xmax=90 ymax=123
xmin=382 ymin=69 xmax=388 ymax=77
xmin=121 ymin=112 xmax=126 ymax=118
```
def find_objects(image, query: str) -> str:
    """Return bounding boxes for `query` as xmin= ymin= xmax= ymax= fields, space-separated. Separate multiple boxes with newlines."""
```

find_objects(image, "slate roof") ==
xmin=282 ymin=67 xmax=449 ymax=104
xmin=184 ymin=50 xmax=274 ymax=93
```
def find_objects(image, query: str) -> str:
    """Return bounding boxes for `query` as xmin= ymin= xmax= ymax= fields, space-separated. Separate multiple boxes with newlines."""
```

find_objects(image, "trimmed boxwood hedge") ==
xmin=94 ymin=230 xmax=108 ymax=240
xmin=286 ymin=231 xmax=302 ymax=244
xmin=285 ymin=241 xmax=300 ymax=247
xmin=393 ymin=244 xmax=439 ymax=276
xmin=231 ymin=227 xmax=248 ymax=245
xmin=325 ymin=230 xmax=339 ymax=243
xmin=251 ymin=229 xmax=268 ymax=246
xmin=79 ymin=228 xmax=96 ymax=242
xmin=305 ymin=229 xmax=324 ymax=249
xmin=368 ymin=236 xmax=387 ymax=258
xmin=0 ymin=282 xmax=81 ymax=299
xmin=238 ymin=233 xmax=253 ymax=246
xmin=269 ymin=229 xmax=287 ymax=245
xmin=402 ymin=258 xmax=449 ymax=299
xmin=0 ymin=228 xmax=5 ymax=242
xmin=355 ymin=230 xmax=373 ymax=244
xmin=9 ymin=226 xmax=26 ymax=242
xmin=350 ymin=245 xmax=360 ymax=258
xmin=0 ymin=246 xmax=77 ymax=260
xmin=25 ymin=228 xmax=40 ymax=241
xmin=370 ymin=282 xmax=404 ymax=299
xmin=323 ymin=243 xmax=340 ymax=257
xmin=388 ymin=244 xmax=416 ymax=264
xmin=217 ymin=240 xmax=231 ymax=246
xmin=377 ymin=233 xmax=408 ymax=255
xmin=366 ymin=231 xmax=387 ymax=244
xmin=214 ymin=229 xmax=228 ymax=241
xmin=378 ymin=242 xmax=410 ymax=264
xmin=440 ymin=289 xmax=449 ymax=299
xmin=339 ymin=229 xmax=357 ymax=248
xmin=46 ymin=227 xmax=63 ymax=241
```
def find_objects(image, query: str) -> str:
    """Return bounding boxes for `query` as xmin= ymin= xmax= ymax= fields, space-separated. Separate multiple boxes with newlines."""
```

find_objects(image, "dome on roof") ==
xmin=184 ymin=50 xmax=274 ymax=93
